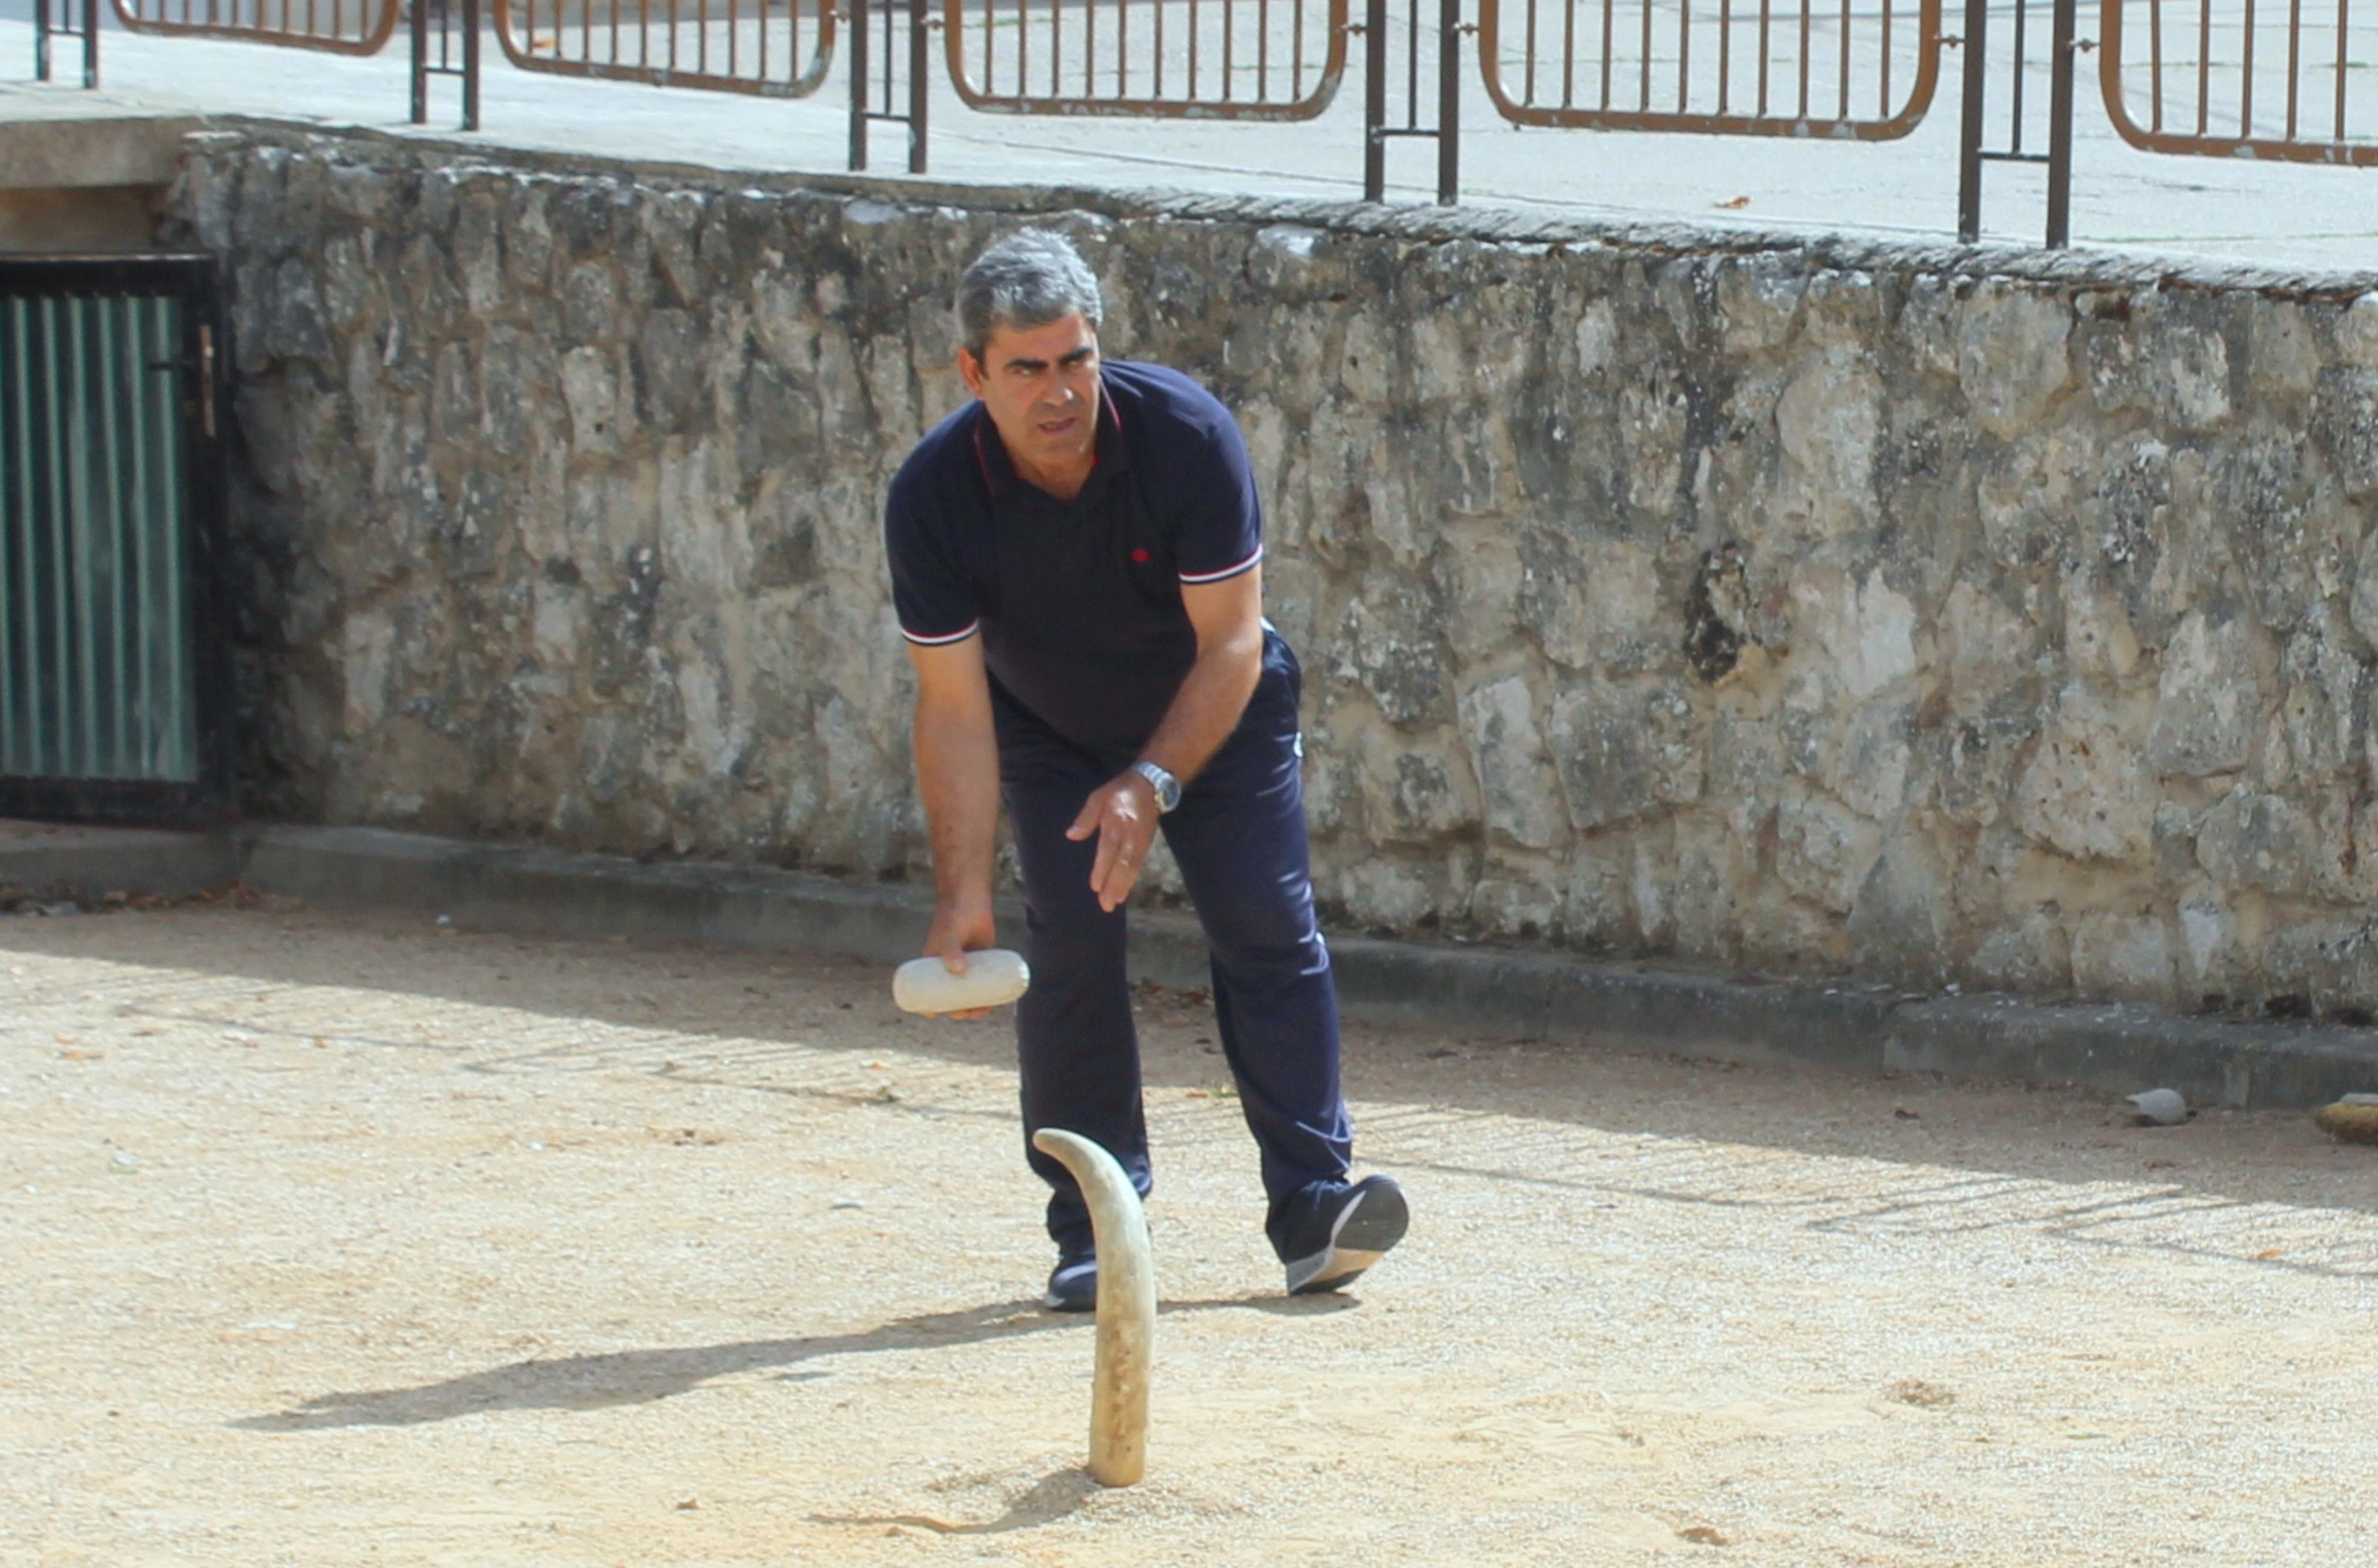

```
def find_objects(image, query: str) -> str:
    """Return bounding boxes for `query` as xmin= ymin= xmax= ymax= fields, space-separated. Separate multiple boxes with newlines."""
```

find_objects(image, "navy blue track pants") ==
xmin=995 ymin=634 xmax=1353 ymax=1260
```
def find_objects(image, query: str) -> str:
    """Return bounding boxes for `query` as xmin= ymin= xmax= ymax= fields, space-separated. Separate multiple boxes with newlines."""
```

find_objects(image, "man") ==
xmin=883 ymin=229 xmax=1408 ymax=1311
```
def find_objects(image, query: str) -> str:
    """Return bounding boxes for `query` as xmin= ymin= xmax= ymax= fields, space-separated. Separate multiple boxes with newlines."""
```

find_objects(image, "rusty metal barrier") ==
xmin=2100 ymin=0 xmax=2378 ymax=166
xmin=107 ymin=0 xmax=403 ymax=52
xmin=489 ymin=0 xmax=838 ymax=97
xmin=945 ymin=0 xmax=1353 ymax=118
xmin=1479 ymin=0 xmax=1943 ymax=136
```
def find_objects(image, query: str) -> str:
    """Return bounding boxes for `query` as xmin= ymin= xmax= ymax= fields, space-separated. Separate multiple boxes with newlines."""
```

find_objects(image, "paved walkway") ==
xmin=5 ymin=4 xmax=2376 ymax=275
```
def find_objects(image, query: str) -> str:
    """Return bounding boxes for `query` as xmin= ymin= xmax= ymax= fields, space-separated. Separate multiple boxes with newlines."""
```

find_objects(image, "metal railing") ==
xmin=945 ymin=0 xmax=1352 ymax=117
xmin=851 ymin=0 xmax=930 ymax=169
xmin=2100 ymin=0 xmax=2378 ymax=165
xmin=107 ymin=0 xmax=403 ymax=52
xmin=23 ymin=1 xmax=2378 ymax=245
xmin=415 ymin=0 xmax=484 ymax=126
xmin=1364 ymin=0 xmax=1459 ymax=199
xmin=490 ymin=0 xmax=836 ymax=98
xmin=1957 ymin=0 xmax=2078 ymax=243
xmin=1479 ymin=0 xmax=1944 ymax=135
xmin=35 ymin=0 xmax=102 ymax=86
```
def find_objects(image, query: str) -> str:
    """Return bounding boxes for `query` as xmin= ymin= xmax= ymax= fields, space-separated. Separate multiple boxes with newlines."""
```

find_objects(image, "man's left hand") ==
xmin=1066 ymin=772 xmax=1162 ymax=913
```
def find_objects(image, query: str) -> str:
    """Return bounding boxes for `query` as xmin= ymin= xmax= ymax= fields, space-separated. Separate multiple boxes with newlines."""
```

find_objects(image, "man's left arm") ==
xmin=1065 ymin=567 xmax=1266 ymax=912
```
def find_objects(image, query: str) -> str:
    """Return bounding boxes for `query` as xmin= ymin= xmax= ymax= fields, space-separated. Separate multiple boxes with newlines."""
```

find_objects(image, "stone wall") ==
xmin=170 ymin=125 xmax=2378 ymax=1017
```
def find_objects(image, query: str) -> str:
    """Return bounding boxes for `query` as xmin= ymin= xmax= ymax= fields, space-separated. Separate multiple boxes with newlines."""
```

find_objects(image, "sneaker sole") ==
xmin=1285 ymin=1178 xmax=1409 ymax=1295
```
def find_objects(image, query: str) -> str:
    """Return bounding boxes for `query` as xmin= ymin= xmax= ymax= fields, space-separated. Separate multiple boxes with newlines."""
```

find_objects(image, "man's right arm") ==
xmin=907 ymin=634 xmax=1002 ymax=980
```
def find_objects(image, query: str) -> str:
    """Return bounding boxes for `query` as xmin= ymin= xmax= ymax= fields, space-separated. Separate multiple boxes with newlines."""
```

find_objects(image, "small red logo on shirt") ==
xmin=1130 ymin=548 xmax=1150 ymax=563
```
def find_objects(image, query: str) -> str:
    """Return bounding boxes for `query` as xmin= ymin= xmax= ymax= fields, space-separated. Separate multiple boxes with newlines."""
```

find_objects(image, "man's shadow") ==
xmin=232 ymin=1292 xmax=1351 ymax=1432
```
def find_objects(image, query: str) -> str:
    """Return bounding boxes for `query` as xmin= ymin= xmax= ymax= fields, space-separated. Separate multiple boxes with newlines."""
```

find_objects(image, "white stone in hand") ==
xmin=892 ymin=950 xmax=1031 ymax=1015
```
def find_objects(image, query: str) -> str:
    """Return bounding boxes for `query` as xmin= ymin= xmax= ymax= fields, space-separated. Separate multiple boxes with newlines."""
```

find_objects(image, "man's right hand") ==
xmin=922 ymin=899 xmax=1000 ymax=1020
xmin=906 ymin=631 xmax=1003 ymax=1022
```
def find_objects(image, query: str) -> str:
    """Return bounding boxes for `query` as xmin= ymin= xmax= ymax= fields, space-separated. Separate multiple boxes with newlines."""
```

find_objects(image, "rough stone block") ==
xmin=1522 ymin=533 xmax=1669 ymax=674
xmin=1713 ymin=253 xmax=1804 ymax=355
xmin=2145 ymin=613 xmax=2268 ymax=779
xmin=1847 ymin=825 xmax=1952 ymax=976
xmin=262 ymin=258 xmax=331 ymax=366
xmin=635 ymin=309 xmax=706 ymax=437
xmin=1957 ymin=281 xmax=2073 ymax=438
xmin=1775 ymin=342 xmax=1884 ymax=530
xmin=1333 ymin=577 xmax=1453 ymax=728
xmin=2174 ymin=896 xmax=2242 ymax=995
xmin=2196 ymin=788 xmax=2320 ymax=898
xmin=1351 ymin=725 xmax=1475 ymax=843
xmin=1468 ymin=874 xmax=1562 ymax=939
xmin=2012 ymin=694 xmax=2153 ymax=862
xmin=2069 ymin=910 xmax=2176 ymax=1003
xmin=2333 ymin=292 xmax=2378 ymax=370
xmin=1787 ymin=563 xmax=1920 ymax=703
xmin=2313 ymin=367 xmax=2378 ymax=501
xmin=1564 ymin=832 xmax=1636 ymax=947
xmin=1458 ymin=675 xmax=1564 ymax=852
xmin=1942 ymin=580 xmax=2040 ymax=716
xmin=1774 ymin=784 xmax=1882 ymax=915
xmin=1548 ymin=676 xmax=1706 ymax=832
xmin=1968 ymin=908 xmax=2073 ymax=995
xmin=2059 ymin=565 xmax=2142 ymax=682
xmin=1831 ymin=698 xmax=1917 ymax=823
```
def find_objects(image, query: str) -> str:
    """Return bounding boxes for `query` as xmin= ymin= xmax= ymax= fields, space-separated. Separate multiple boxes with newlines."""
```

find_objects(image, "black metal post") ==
xmin=463 ymin=0 xmax=482 ymax=132
xmin=1956 ymin=0 xmax=1988 ymax=241
xmin=1437 ymin=0 xmax=1460 ymax=204
xmin=850 ymin=0 xmax=872 ymax=170
xmin=409 ymin=0 xmax=481 ymax=130
xmin=35 ymin=0 xmax=52 ymax=84
xmin=2045 ymin=0 xmax=2076 ymax=247
xmin=411 ymin=0 xmax=431 ymax=125
xmin=1362 ymin=0 xmax=1388 ymax=201
xmin=907 ymin=0 xmax=929 ymax=174
xmin=82 ymin=0 xmax=98 ymax=88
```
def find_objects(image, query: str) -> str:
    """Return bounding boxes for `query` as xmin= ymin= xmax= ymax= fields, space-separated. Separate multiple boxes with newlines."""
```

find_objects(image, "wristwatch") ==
xmin=1129 ymin=759 xmax=1182 ymax=813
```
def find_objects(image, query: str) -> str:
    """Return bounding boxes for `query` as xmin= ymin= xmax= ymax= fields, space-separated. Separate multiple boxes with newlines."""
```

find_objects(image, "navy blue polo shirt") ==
xmin=885 ymin=359 xmax=1264 ymax=756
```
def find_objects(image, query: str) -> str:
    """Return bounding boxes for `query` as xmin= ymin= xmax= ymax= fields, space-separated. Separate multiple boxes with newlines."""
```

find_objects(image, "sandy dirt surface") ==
xmin=5 ymin=900 xmax=2378 ymax=1566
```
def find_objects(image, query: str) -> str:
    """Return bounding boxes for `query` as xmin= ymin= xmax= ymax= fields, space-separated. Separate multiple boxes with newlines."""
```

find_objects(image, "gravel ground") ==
xmin=5 ymin=900 xmax=2377 ymax=1565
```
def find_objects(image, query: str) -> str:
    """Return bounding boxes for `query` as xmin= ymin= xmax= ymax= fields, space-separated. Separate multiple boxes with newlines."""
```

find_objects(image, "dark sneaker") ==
xmin=1281 ymin=1174 xmax=1409 ymax=1295
xmin=1045 ymin=1250 xmax=1098 ymax=1312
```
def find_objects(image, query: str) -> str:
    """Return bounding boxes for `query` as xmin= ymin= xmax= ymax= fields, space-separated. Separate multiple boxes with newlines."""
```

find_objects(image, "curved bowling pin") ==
xmin=1029 ymin=1127 xmax=1155 ymax=1487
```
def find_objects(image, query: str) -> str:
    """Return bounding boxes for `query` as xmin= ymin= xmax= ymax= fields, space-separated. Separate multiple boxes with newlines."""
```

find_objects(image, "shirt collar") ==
xmin=970 ymin=371 xmax=1130 ymax=500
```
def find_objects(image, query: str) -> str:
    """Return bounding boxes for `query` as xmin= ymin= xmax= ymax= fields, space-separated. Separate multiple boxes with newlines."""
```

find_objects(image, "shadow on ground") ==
xmin=230 ymin=1293 xmax=1350 ymax=1431
xmin=809 ymin=1467 xmax=1100 ymax=1535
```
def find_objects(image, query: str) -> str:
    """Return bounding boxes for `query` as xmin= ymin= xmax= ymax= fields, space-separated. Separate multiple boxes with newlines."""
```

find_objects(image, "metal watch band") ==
xmin=1129 ymin=759 xmax=1181 ymax=813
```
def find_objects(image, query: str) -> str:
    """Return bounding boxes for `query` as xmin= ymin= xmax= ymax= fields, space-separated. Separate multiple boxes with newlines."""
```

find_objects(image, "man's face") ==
xmin=959 ymin=313 xmax=1102 ymax=482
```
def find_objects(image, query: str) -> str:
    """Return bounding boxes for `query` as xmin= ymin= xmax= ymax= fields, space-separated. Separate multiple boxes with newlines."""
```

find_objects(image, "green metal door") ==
xmin=0 ymin=257 xmax=228 ymax=823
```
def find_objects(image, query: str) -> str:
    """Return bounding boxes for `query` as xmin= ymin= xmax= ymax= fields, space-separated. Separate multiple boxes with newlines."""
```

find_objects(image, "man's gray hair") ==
xmin=956 ymin=229 xmax=1104 ymax=360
